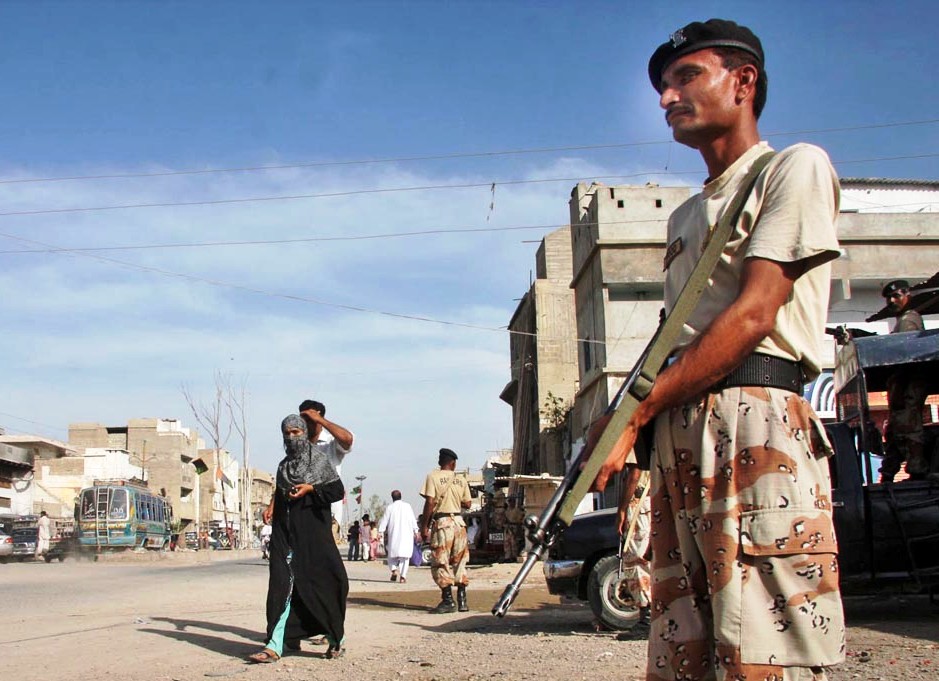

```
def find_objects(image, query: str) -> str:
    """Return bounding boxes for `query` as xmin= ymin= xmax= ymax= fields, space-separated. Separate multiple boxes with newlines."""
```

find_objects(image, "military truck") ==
xmin=828 ymin=326 xmax=939 ymax=590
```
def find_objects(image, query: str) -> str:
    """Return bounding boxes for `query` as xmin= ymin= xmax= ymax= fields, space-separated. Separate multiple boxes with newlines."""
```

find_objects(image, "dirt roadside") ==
xmin=2 ymin=554 xmax=937 ymax=681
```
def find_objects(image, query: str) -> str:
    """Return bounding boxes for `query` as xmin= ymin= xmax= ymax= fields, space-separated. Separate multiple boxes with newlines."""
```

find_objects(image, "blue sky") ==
xmin=1 ymin=1 xmax=937 ymax=512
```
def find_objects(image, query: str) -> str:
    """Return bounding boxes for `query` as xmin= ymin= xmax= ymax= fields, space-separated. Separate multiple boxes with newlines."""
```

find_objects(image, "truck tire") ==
xmin=586 ymin=554 xmax=640 ymax=631
xmin=421 ymin=545 xmax=433 ymax=565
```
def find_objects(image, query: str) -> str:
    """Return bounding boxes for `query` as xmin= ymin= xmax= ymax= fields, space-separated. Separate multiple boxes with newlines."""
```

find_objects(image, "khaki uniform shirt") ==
xmin=664 ymin=142 xmax=841 ymax=380
xmin=421 ymin=469 xmax=471 ymax=515
xmin=892 ymin=309 xmax=924 ymax=333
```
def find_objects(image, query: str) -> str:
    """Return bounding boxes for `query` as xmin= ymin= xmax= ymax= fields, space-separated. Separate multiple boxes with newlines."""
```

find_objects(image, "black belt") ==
xmin=712 ymin=353 xmax=804 ymax=393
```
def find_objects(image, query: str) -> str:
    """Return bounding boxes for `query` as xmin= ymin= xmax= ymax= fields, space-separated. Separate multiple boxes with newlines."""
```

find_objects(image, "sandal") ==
xmin=248 ymin=648 xmax=280 ymax=664
xmin=390 ymin=571 xmax=398 ymax=582
xmin=325 ymin=645 xmax=346 ymax=659
xmin=399 ymin=576 xmax=407 ymax=583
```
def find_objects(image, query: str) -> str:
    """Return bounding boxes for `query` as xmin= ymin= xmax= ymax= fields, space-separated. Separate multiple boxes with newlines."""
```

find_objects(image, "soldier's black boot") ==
xmin=430 ymin=586 xmax=456 ymax=614
xmin=456 ymin=585 xmax=469 ymax=612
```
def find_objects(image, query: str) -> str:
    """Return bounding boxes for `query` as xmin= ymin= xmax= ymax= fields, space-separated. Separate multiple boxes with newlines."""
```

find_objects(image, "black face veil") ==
xmin=276 ymin=414 xmax=340 ymax=492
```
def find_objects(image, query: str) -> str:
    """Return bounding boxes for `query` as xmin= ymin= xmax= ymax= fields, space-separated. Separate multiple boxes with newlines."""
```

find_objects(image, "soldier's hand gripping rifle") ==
xmin=491 ymin=151 xmax=776 ymax=619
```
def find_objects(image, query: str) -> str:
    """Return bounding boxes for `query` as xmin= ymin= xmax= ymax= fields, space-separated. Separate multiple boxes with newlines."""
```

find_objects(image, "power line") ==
xmin=0 ymin=218 xmax=666 ymax=254
xmin=0 ymin=228 xmax=606 ymax=345
xmin=1 ymin=191 xmax=933 ymax=256
xmin=0 ymin=152 xmax=935 ymax=221
xmin=0 ymin=118 xmax=936 ymax=186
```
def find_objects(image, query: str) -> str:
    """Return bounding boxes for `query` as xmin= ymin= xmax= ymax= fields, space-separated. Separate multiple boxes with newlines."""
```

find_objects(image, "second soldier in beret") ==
xmin=419 ymin=448 xmax=472 ymax=613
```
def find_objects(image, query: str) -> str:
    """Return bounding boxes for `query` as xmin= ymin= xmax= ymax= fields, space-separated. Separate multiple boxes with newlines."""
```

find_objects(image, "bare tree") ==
xmin=225 ymin=374 xmax=252 ymax=549
xmin=182 ymin=371 xmax=234 ymax=544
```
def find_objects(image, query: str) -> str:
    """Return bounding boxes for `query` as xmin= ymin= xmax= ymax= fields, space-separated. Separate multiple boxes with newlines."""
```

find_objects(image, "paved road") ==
xmin=0 ymin=551 xmax=603 ymax=681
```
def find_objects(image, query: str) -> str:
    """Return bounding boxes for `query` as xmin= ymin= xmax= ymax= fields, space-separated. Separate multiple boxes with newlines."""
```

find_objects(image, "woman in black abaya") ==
xmin=248 ymin=414 xmax=348 ymax=663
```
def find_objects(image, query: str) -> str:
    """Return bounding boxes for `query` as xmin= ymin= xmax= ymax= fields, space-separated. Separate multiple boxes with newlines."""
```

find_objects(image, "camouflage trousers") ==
xmin=647 ymin=387 xmax=845 ymax=681
xmin=504 ymin=524 xmax=523 ymax=560
xmin=623 ymin=494 xmax=652 ymax=608
xmin=882 ymin=370 xmax=930 ymax=480
xmin=430 ymin=515 xmax=469 ymax=588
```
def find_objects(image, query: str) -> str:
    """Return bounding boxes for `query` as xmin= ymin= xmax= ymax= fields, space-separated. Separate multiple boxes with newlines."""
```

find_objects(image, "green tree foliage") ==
xmin=367 ymin=493 xmax=388 ymax=523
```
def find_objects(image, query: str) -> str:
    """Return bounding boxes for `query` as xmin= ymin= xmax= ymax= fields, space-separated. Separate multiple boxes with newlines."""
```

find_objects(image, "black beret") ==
xmin=882 ymin=280 xmax=911 ymax=297
xmin=648 ymin=18 xmax=764 ymax=91
xmin=438 ymin=447 xmax=458 ymax=462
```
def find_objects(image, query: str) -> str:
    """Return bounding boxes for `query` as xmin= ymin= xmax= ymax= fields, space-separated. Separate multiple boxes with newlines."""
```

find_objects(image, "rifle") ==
xmin=491 ymin=150 xmax=776 ymax=619
xmin=491 ymin=339 xmax=652 ymax=617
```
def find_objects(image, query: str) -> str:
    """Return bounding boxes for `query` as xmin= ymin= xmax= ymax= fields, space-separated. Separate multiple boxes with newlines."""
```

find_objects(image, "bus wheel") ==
xmin=44 ymin=555 xmax=53 ymax=563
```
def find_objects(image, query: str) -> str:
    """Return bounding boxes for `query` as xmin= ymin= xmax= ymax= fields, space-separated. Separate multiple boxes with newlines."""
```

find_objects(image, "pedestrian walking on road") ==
xmin=360 ymin=514 xmax=372 ymax=561
xmin=420 ymin=448 xmax=472 ymax=614
xmin=378 ymin=490 xmax=420 ymax=583
xmin=248 ymin=410 xmax=352 ymax=664
xmin=36 ymin=511 xmax=52 ymax=560
xmin=346 ymin=521 xmax=361 ymax=561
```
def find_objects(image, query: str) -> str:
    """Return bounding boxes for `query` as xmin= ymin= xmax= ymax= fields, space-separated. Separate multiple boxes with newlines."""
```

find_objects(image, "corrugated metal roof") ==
xmin=841 ymin=178 xmax=939 ymax=189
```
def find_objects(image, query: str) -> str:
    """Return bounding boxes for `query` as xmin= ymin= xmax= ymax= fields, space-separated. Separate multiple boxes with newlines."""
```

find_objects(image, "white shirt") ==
xmin=377 ymin=500 xmax=419 ymax=559
xmin=37 ymin=516 xmax=52 ymax=540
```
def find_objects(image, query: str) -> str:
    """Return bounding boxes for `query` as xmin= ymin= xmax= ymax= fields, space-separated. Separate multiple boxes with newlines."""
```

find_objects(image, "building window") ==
xmin=582 ymin=337 xmax=593 ymax=372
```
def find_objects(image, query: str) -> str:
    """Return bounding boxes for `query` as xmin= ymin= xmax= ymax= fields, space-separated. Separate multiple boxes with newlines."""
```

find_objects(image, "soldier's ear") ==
xmin=734 ymin=64 xmax=758 ymax=108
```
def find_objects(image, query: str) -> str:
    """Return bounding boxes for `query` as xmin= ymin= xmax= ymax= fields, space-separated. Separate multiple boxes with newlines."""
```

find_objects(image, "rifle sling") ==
xmin=555 ymin=151 xmax=776 ymax=525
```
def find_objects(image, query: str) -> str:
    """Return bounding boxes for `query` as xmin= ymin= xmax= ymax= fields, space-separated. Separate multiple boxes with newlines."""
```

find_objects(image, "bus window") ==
xmin=80 ymin=490 xmax=96 ymax=520
xmin=109 ymin=489 xmax=128 ymax=520
xmin=156 ymin=502 xmax=163 ymax=523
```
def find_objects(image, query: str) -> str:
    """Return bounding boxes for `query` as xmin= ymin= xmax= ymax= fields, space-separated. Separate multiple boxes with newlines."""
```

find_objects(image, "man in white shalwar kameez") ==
xmin=378 ymin=490 xmax=419 ymax=583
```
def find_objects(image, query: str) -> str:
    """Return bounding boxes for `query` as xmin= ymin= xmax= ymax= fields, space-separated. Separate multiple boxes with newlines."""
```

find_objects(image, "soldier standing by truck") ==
xmin=880 ymin=279 xmax=930 ymax=481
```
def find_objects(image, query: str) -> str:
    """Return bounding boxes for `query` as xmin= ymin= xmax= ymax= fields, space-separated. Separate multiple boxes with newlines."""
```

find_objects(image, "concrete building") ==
xmin=195 ymin=448 xmax=241 ymax=538
xmin=69 ymin=418 xmax=202 ymax=532
xmin=0 ymin=441 xmax=35 ymax=516
xmin=500 ymin=226 xmax=579 ymax=484
xmin=32 ymin=448 xmax=145 ymax=518
xmin=0 ymin=434 xmax=76 ymax=516
xmin=247 ymin=467 xmax=274 ymax=537
xmin=567 ymin=182 xmax=693 ymax=445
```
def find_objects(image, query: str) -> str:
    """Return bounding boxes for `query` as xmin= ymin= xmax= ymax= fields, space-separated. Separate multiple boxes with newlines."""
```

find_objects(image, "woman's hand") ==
xmin=288 ymin=483 xmax=314 ymax=499
xmin=262 ymin=501 xmax=274 ymax=524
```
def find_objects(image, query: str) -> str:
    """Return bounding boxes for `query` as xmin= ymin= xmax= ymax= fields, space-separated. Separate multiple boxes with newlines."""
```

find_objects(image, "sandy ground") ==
xmin=1 ymin=551 xmax=937 ymax=680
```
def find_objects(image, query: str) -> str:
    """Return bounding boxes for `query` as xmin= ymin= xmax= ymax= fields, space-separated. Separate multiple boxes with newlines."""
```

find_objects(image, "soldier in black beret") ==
xmin=419 ymin=447 xmax=472 ymax=613
xmin=879 ymin=279 xmax=928 ymax=482
xmin=593 ymin=16 xmax=845 ymax=680
xmin=882 ymin=279 xmax=924 ymax=333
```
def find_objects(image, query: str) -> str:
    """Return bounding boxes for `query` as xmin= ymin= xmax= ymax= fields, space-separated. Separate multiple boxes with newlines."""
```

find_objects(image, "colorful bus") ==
xmin=76 ymin=480 xmax=173 ymax=552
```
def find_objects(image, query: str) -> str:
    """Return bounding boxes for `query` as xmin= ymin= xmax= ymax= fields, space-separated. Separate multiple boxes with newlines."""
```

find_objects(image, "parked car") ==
xmin=543 ymin=507 xmax=638 ymax=631
xmin=0 ymin=531 xmax=13 ymax=563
